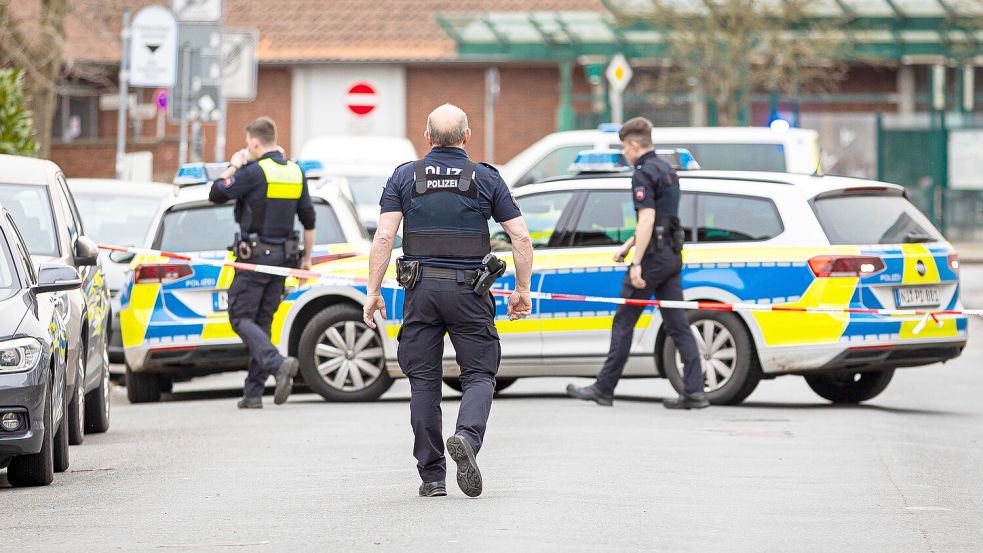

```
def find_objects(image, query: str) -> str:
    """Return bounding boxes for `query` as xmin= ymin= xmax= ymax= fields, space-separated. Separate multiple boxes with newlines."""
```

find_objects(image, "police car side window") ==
xmin=488 ymin=191 xmax=574 ymax=251
xmin=518 ymin=145 xmax=590 ymax=187
xmin=572 ymin=191 xmax=636 ymax=247
xmin=695 ymin=193 xmax=783 ymax=242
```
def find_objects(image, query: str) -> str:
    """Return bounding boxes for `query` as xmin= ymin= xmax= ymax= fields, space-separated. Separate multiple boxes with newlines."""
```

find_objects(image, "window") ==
xmin=517 ymin=145 xmax=590 ymax=186
xmin=0 ymin=228 xmax=17 ymax=288
xmin=0 ymin=184 xmax=59 ymax=256
xmin=570 ymin=191 xmax=697 ymax=247
xmin=812 ymin=193 xmax=943 ymax=245
xmin=5 ymin=214 xmax=36 ymax=285
xmin=156 ymin=202 xmax=346 ymax=252
xmin=653 ymin=143 xmax=786 ymax=172
xmin=696 ymin=194 xmax=783 ymax=242
xmin=72 ymin=193 xmax=162 ymax=247
xmin=344 ymin=176 xmax=388 ymax=207
xmin=54 ymin=176 xmax=80 ymax=243
xmin=488 ymin=191 xmax=574 ymax=251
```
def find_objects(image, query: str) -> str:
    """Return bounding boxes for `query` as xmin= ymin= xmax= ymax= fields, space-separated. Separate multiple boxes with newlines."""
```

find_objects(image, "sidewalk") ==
xmin=954 ymin=241 xmax=983 ymax=264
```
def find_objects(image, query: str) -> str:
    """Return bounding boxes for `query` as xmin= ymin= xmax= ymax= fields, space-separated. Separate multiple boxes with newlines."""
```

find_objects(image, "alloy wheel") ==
xmin=675 ymin=319 xmax=738 ymax=393
xmin=313 ymin=321 xmax=384 ymax=392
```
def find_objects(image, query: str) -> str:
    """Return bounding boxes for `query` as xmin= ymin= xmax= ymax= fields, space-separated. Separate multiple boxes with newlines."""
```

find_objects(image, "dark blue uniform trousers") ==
xmin=228 ymin=249 xmax=288 ymax=399
xmin=397 ymin=275 xmax=501 ymax=483
xmin=595 ymin=248 xmax=704 ymax=396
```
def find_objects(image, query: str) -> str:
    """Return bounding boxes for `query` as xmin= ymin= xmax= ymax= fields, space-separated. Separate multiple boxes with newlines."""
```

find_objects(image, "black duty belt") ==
xmin=420 ymin=266 xmax=480 ymax=282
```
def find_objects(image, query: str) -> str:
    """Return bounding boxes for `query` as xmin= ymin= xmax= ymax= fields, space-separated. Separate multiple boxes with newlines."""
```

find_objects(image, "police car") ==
xmin=316 ymin=150 xmax=967 ymax=405
xmin=118 ymin=162 xmax=372 ymax=403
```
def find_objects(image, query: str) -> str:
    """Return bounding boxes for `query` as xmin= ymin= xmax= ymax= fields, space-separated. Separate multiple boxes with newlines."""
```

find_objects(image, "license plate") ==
xmin=895 ymin=286 xmax=940 ymax=308
xmin=213 ymin=291 xmax=229 ymax=311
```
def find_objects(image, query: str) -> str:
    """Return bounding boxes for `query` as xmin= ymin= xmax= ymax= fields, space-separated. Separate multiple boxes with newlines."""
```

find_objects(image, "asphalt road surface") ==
xmin=3 ymin=266 xmax=982 ymax=552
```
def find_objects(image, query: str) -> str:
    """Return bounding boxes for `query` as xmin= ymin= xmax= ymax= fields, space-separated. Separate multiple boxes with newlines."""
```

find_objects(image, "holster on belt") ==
xmin=232 ymin=232 xmax=259 ymax=260
xmin=284 ymin=230 xmax=301 ymax=268
xmin=396 ymin=257 xmax=421 ymax=290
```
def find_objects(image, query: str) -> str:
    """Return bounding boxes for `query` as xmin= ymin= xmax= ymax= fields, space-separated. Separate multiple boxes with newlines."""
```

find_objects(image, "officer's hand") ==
xmin=507 ymin=291 xmax=532 ymax=321
xmin=230 ymin=149 xmax=248 ymax=168
xmin=297 ymin=257 xmax=313 ymax=286
xmin=629 ymin=264 xmax=647 ymax=289
xmin=363 ymin=294 xmax=386 ymax=329
xmin=614 ymin=244 xmax=632 ymax=263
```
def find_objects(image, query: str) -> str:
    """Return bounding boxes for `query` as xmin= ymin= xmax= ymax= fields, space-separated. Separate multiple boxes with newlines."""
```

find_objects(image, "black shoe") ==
xmin=274 ymin=357 xmax=299 ymax=405
xmin=663 ymin=393 xmax=710 ymax=410
xmin=237 ymin=396 xmax=263 ymax=409
xmin=418 ymin=481 xmax=447 ymax=497
xmin=565 ymin=383 xmax=614 ymax=407
xmin=446 ymin=435 xmax=482 ymax=498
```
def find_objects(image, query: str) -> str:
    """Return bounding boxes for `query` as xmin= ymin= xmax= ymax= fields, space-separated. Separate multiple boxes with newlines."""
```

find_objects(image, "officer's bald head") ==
xmin=425 ymin=104 xmax=471 ymax=148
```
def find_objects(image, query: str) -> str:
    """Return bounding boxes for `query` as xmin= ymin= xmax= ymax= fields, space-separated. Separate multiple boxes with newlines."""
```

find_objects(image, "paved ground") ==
xmin=3 ymin=267 xmax=981 ymax=553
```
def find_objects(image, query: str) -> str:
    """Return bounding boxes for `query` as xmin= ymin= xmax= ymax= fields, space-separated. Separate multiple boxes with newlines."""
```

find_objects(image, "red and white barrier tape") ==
xmin=100 ymin=244 xmax=982 ymax=334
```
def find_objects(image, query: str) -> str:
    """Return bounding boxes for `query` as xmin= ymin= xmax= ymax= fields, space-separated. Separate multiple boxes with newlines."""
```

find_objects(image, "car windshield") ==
xmin=812 ymin=192 xmax=944 ymax=245
xmin=653 ymin=143 xmax=786 ymax=172
xmin=155 ymin=202 xmax=346 ymax=251
xmin=72 ymin=193 xmax=162 ymax=247
xmin=0 ymin=184 xmax=58 ymax=256
xmin=344 ymin=176 xmax=388 ymax=206
xmin=0 ymin=230 xmax=15 ymax=288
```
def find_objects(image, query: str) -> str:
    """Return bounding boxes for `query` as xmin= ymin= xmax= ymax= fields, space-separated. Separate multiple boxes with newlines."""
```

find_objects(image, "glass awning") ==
xmin=437 ymin=0 xmax=983 ymax=60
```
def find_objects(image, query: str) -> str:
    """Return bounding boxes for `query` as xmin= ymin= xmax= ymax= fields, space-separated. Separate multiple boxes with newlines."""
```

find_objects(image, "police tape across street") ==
xmin=97 ymin=243 xmax=983 ymax=335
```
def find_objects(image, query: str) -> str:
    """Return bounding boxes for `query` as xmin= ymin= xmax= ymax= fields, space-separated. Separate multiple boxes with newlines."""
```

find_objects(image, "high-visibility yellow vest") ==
xmin=258 ymin=158 xmax=304 ymax=200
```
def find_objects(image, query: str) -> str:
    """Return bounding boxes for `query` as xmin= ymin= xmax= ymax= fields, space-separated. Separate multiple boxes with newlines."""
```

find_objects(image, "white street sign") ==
xmin=129 ymin=6 xmax=178 ymax=88
xmin=606 ymin=53 xmax=633 ymax=92
xmin=222 ymin=28 xmax=259 ymax=101
xmin=172 ymin=0 xmax=222 ymax=23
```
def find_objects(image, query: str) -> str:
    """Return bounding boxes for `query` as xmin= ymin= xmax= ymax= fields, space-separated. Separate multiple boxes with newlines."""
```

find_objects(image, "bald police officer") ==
xmin=210 ymin=117 xmax=315 ymax=409
xmin=363 ymin=104 xmax=534 ymax=498
xmin=566 ymin=117 xmax=708 ymax=410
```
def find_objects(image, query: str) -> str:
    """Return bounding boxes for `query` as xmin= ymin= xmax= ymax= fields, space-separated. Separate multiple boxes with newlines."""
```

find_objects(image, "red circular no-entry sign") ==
xmin=346 ymin=82 xmax=377 ymax=116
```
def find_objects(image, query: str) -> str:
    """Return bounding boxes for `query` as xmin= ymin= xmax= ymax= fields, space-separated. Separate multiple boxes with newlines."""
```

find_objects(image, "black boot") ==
xmin=663 ymin=392 xmax=710 ymax=410
xmin=418 ymin=481 xmax=447 ymax=497
xmin=565 ymin=383 xmax=614 ymax=407
xmin=237 ymin=396 xmax=263 ymax=409
xmin=274 ymin=357 xmax=299 ymax=405
xmin=446 ymin=435 xmax=483 ymax=498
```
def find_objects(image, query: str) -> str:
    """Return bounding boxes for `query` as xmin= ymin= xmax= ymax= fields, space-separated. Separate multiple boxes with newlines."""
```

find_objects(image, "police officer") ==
xmin=566 ymin=117 xmax=708 ymax=410
xmin=363 ymin=104 xmax=534 ymax=498
xmin=209 ymin=117 xmax=316 ymax=409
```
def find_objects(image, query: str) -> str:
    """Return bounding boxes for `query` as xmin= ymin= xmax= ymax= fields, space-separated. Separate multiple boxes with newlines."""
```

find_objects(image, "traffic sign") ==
xmin=346 ymin=82 xmax=378 ymax=116
xmin=129 ymin=6 xmax=178 ymax=88
xmin=169 ymin=24 xmax=223 ymax=123
xmin=172 ymin=0 xmax=222 ymax=23
xmin=606 ymin=53 xmax=633 ymax=92
xmin=222 ymin=28 xmax=258 ymax=101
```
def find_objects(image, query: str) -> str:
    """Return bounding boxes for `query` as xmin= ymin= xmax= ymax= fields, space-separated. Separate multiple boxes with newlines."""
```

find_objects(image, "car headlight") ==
xmin=0 ymin=337 xmax=42 ymax=374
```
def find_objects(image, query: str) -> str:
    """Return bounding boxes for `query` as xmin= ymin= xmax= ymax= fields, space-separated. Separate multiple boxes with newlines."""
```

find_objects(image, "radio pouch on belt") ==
xmin=654 ymin=225 xmax=666 ymax=251
xmin=669 ymin=217 xmax=685 ymax=254
xmin=396 ymin=257 xmax=421 ymax=290
xmin=284 ymin=230 xmax=301 ymax=268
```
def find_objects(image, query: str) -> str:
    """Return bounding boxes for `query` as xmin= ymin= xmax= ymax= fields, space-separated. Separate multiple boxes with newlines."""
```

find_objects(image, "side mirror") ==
xmin=33 ymin=263 xmax=81 ymax=294
xmin=108 ymin=250 xmax=136 ymax=264
xmin=74 ymin=236 xmax=99 ymax=266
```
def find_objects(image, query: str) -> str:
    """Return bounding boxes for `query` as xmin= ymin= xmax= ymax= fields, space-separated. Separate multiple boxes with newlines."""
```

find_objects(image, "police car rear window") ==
xmin=155 ymin=202 xmax=346 ymax=252
xmin=653 ymin=143 xmax=785 ymax=172
xmin=812 ymin=193 xmax=943 ymax=245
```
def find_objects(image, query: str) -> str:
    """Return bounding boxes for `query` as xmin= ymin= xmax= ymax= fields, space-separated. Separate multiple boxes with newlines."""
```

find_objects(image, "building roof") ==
xmin=49 ymin=0 xmax=604 ymax=64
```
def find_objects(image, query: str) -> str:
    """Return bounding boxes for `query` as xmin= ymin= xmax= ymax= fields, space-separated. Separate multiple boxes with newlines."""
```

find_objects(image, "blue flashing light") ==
xmin=597 ymin=123 xmax=622 ymax=133
xmin=769 ymin=117 xmax=792 ymax=133
xmin=174 ymin=163 xmax=207 ymax=186
xmin=297 ymin=159 xmax=324 ymax=180
xmin=568 ymin=149 xmax=632 ymax=174
xmin=675 ymin=148 xmax=701 ymax=171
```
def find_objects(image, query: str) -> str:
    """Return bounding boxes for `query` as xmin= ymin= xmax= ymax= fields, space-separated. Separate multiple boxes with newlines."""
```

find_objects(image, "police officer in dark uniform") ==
xmin=209 ymin=117 xmax=316 ymax=409
xmin=363 ymin=104 xmax=534 ymax=498
xmin=566 ymin=117 xmax=708 ymax=410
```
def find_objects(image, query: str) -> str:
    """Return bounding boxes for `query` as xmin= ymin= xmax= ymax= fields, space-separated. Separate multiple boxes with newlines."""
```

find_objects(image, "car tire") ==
xmin=84 ymin=347 xmax=111 ymax=433
xmin=7 ymin=380 xmax=55 ymax=487
xmin=53 ymin=385 xmax=70 ymax=473
xmin=67 ymin=349 xmax=85 ymax=445
xmin=662 ymin=311 xmax=761 ymax=405
xmin=298 ymin=305 xmax=393 ymax=402
xmin=126 ymin=364 xmax=162 ymax=403
xmin=442 ymin=377 xmax=518 ymax=394
xmin=805 ymin=369 xmax=895 ymax=404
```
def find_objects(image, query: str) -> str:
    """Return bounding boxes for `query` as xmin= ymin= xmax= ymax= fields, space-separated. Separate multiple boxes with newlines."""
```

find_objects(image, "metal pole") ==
xmin=178 ymin=44 xmax=192 ymax=165
xmin=191 ymin=118 xmax=202 ymax=163
xmin=484 ymin=67 xmax=499 ymax=164
xmin=609 ymin=85 xmax=623 ymax=125
xmin=215 ymin=97 xmax=227 ymax=161
xmin=115 ymin=10 xmax=131 ymax=180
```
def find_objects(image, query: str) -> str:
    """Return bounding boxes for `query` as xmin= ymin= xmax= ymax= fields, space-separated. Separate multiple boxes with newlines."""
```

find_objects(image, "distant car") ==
xmin=0 ymin=205 xmax=79 ymax=487
xmin=500 ymin=126 xmax=821 ymax=187
xmin=299 ymin=136 xmax=418 ymax=233
xmin=0 ymin=155 xmax=112 ymax=445
xmin=118 ymin=176 xmax=372 ymax=403
xmin=67 ymin=179 xmax=175 ymax=367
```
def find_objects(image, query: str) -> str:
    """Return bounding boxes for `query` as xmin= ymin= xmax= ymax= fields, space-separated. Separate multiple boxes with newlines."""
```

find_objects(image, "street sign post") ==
xmin=606 ymin=53 xmax=633 ymax=125
xmin=170 ymin=24 xmax=223 ymax=124
xmin=222 ymin=28 xmax=259 ymax=101
xmin=129 ymin=6 xmax=178 ymax=88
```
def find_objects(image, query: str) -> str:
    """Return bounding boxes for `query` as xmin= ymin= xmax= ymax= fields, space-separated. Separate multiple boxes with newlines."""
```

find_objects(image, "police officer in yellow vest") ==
xmin=210 ymin=117 xmax=316 ymax=409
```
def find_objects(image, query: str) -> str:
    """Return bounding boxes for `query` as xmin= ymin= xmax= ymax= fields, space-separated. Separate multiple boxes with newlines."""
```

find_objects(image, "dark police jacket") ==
xmin=209 ymin=151 xmax=316 ymax=245
xmin=631 ymin=150 xmax=682 ymax=255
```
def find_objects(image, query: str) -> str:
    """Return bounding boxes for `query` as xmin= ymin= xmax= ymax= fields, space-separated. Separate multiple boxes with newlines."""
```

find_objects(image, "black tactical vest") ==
xmin=402 ymin=160 xmax=491 ymax=258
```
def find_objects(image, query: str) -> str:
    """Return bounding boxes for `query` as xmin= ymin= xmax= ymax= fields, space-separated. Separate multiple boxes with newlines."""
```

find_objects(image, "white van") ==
xmin=299 ymin=136 xmax=418 ymax=232
xmin=500 ymin=126 xmax=821 ymax=187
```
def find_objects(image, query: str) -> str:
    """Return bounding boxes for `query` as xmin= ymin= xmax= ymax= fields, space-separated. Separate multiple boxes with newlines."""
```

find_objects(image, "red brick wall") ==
xmin=406 ymin=64 xmax=562 ymax=165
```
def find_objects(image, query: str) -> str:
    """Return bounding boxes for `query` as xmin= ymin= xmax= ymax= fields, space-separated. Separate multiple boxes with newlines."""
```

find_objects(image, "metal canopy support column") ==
xmin=557 ymin=61 xmax=576 ymax=131
xmin=898 ymin=64 xmax=916 ymax=115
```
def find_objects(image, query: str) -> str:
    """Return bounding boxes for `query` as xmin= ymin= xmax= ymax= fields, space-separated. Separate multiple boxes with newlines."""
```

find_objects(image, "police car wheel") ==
xmin=298 ymin=305 xmax=393 ymax=402
xmin=126 ymin=364 xmax=162 ymax=403
xmin=661 ymin=311 xmax=761 ymax=405
xmin=84 ymin=347 xmax=111 ymax=434
xmin=442 ymin=377 xmax=517 ymax=394
xmin=67 ymin=348 xmax=85 ymax=445
xmin=804 ymin=369 xmax=895 ymax=404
